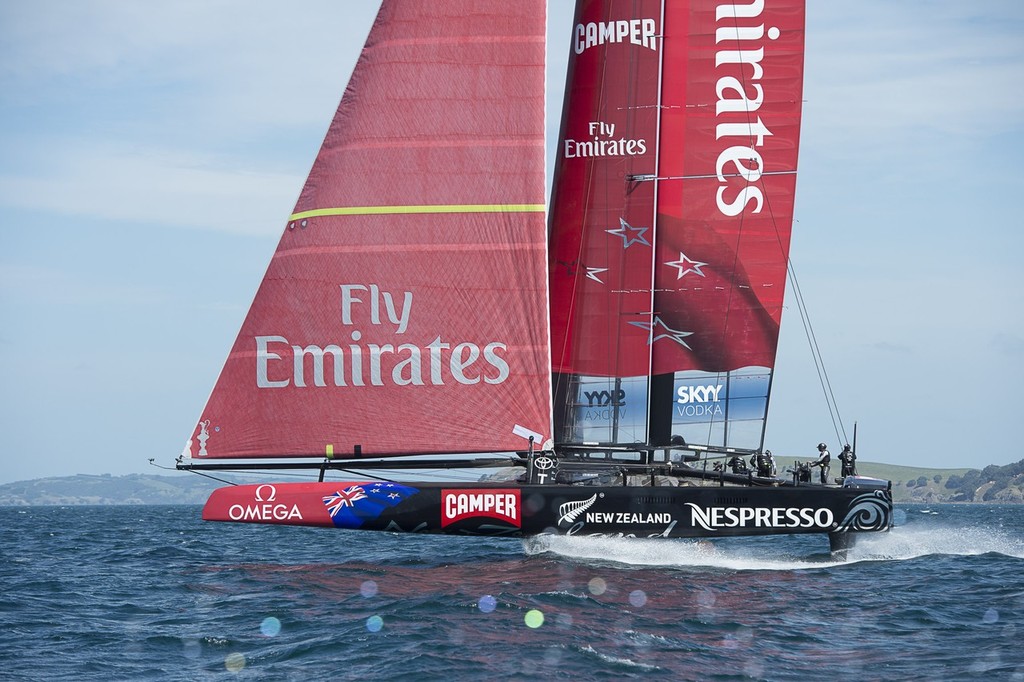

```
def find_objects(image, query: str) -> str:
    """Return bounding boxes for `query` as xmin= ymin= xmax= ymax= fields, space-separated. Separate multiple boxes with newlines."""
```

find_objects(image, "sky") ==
xmin=1 ymin=1 xmax=1022 ymax=485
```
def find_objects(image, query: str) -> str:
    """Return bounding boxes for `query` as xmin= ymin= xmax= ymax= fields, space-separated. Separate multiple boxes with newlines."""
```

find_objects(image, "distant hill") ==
xmin=0 ymin=473 xmax=233 ymax=506
xmin=771 ymin=457 xmax=1023 ymax=504
xmin=0 ymin=459 xmax=1021 ymax=506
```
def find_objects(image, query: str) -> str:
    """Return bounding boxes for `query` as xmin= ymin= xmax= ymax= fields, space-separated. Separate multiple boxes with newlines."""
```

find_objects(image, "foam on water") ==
xmin=524 ymin=533 xmax=844 ymax=571
xmin=578 ymin=645 xmax=660 ymax=672
xmin=850 ymin=522 xmax=1024 ymax=562
xmin=524 ymin=519 xmax=1024 ymax=571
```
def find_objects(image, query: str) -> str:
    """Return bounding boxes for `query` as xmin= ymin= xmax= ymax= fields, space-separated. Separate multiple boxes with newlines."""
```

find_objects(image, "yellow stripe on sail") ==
xmin=289 ymin=204 xmax=546 ymax=221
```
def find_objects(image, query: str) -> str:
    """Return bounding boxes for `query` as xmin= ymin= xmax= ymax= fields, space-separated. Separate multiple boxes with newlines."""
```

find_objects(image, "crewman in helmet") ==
xmin=838 ymin=444 xmax=857 ymax=477
xmin=750 ymin=450 xmax=776 ymax=478
xmin=810 ymin=442 xmax=831 ymax=485
xmin=726 ymin=454 xmax=748 ymax=474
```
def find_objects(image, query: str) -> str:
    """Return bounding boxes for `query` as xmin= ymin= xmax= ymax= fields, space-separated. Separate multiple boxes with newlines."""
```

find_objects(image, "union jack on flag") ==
xmin=324 ymin=486 xmax=368 ymax=517
xmin=321 ymin=481 xmax=420 ymax=529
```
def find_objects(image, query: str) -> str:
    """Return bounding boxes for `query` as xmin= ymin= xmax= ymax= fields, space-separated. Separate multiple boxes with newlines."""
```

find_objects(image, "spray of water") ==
xmin=850 ymin=522 xmax=1024 ymax=562
xmin=523 ymin=520 xmax=1024 ymax=571
xmin=524 ymin=534 xmax=840 ymax=571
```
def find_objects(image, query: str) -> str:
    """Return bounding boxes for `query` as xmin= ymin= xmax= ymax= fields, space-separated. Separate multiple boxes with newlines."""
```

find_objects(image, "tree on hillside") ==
xmin=984 ymin=482 xmax=1007 ymax=501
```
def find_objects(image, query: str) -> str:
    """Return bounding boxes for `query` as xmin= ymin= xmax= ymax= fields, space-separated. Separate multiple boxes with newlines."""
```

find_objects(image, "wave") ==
xmin=850 ymin=524 xmax=1024 ymax=561
xmin=576 ymin=645 xmax=661 ymax=672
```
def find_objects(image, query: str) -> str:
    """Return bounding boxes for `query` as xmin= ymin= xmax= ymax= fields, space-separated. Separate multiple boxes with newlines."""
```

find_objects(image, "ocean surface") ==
xmin=1 ymin=503 xmax=1022 ymax=681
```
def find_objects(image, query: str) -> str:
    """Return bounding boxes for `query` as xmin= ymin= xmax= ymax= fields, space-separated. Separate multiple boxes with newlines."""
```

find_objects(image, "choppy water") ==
xmin=1 ymin=503 xmax=1022 ymax=680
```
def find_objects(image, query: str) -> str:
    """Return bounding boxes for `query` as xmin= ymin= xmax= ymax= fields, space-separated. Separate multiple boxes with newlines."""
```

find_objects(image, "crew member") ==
xmin=726 ymin=455 xmax=748 ymax=474
xmin=810 ymin=442 xmax=831 ymax=485
xmin=750 ymin=451 xmax=775 ymax=478
xmin=838 ymin=444 xmax=857 ymax=477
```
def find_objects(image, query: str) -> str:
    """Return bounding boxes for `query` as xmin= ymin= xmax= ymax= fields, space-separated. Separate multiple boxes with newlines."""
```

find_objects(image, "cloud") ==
xmin=804 ymin=1 xmax=1024 ymax=159
xmin=0 ymin=2 xmax=390 ymax=236
xmin=0 ymin=262 xmax=164 ymax=307
xmin=866 ymin=341 xmax=913 ymax=355
xmin=0 ymin=138 xmax=305 ymax=236
xmin=992 ymin=332 xmax=1024 ymax=357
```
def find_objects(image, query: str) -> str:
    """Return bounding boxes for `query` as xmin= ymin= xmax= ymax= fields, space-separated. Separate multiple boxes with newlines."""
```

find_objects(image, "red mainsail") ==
xmin=189 ymin=1 xmax=551 ymax=459
xmin=549 ymin=0 xmax=805 ymax=446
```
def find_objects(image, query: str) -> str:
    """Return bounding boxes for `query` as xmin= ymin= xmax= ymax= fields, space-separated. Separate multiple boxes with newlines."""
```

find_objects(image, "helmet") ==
xmin=765 ymin=450 xmax=772 ymax=456
xmin=844 ymin=444 xmax=851 ymax=450
xmin=817 ymin=442 xmax=826 ymax=450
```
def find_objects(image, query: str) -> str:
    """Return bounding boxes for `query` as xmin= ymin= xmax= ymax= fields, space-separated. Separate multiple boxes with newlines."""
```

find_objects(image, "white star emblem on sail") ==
xmin=628 ymin=316 xmax=693 ymax=349
xmin=586 ymin=267 xmax=608 ymax=283
xmin=606 ymin=218 xmax=650 ymax=249
xmin=665 ymin=252 xmax=708 ymax=279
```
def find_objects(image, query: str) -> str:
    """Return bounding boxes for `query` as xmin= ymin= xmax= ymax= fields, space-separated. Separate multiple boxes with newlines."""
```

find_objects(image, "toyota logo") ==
xmin=533 ymin=456 xmax=557 ymax=471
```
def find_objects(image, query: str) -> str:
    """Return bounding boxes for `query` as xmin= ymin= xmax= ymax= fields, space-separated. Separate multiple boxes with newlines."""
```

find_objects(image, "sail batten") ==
xmin=289 ymin=204 xmax=545 ymax=220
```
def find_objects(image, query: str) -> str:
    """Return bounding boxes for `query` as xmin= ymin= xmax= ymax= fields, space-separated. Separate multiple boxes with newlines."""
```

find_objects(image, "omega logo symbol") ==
xmin=255 ymin=484 xmax=278 ymax=502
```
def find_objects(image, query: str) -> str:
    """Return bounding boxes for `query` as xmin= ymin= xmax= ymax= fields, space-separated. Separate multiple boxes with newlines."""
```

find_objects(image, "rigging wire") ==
xmin=785 ymin=259 xmax=849 ymax=447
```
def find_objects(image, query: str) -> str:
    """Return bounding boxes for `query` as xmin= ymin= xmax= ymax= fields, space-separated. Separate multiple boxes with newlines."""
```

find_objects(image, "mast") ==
xmin=647 ymin=0 xmax=672 ymax=448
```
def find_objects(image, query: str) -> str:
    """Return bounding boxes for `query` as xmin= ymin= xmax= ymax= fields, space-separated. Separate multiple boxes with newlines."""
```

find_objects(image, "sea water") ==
xmin=1 ymin=504 xmax=1022 ymax=680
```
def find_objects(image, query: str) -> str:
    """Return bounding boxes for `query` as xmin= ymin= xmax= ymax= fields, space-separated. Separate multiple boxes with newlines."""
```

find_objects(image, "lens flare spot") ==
xmin=629 ymin=589 xmax=647 ymax=607
xmin=983 ymin=608 xmax=999 ymax=624
xmin=743 ymin=660 xmax=765 ymax=678
xmin=225 ymin=652 xmax=245 ymax=672
xmin=588 ymin=577 xmax=607 ymax=595
xmin=182 ymin=639 xmax=201 ymax=660
xmin=260 ymin=616 xmax=281 ymax=637
xmin=361 ymin=580 xmax=378 ymax=598
xmin=478 ymin=595 xmax=497 ymax=613
xmin=524 ymin=609 xmax=545 ymax=628
xmin=696 ymin=588 xmax=716 ymax=608
xmin=366 ymin=615 xmax=384 ymax=633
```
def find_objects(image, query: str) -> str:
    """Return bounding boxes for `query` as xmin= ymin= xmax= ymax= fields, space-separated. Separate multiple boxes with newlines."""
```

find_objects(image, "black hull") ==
xmin=202 ymin=478 xmax=893 ymax=551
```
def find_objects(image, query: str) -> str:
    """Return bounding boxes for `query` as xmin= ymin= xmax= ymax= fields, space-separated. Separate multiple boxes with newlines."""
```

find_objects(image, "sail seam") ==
xmin=290 ymin=205 xmax=545 ymax=220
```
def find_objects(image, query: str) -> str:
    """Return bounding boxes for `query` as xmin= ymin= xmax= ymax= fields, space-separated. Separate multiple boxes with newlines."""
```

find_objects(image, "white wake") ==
xmin=523 ymin=521 xmax=1024 ymax=571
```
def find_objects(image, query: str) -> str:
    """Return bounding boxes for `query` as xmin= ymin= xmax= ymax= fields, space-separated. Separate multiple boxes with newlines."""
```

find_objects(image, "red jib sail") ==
xmin=549 ymin=0 xmax=804 ymax=447
xmin=188 ymin=1 xmax=551 ymax=459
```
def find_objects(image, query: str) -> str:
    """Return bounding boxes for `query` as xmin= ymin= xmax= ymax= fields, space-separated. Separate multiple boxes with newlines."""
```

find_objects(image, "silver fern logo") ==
xmin=558 ymin=494 xmax=599 ymax=525
xmin=834 ymin=491 xmax=892 ymax=532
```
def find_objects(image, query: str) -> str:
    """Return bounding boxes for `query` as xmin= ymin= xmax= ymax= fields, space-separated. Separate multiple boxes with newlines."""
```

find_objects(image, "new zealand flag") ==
xmin=322 ymin=482 xmax=420 ymax=529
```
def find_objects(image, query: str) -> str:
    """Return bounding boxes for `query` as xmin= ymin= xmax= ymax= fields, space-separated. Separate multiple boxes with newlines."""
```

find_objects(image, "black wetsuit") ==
xmin=839 ymin=448 xmax=857 ymax=477
xmin=727 ymin=456 xmax=748 ymax=474
xmin=812 ymin=449 xmax=831 ymax=485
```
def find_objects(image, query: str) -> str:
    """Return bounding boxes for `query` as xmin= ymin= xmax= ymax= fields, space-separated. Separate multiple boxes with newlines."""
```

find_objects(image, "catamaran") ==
xmin=177 ymin=0 xmax=893 ymax=555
